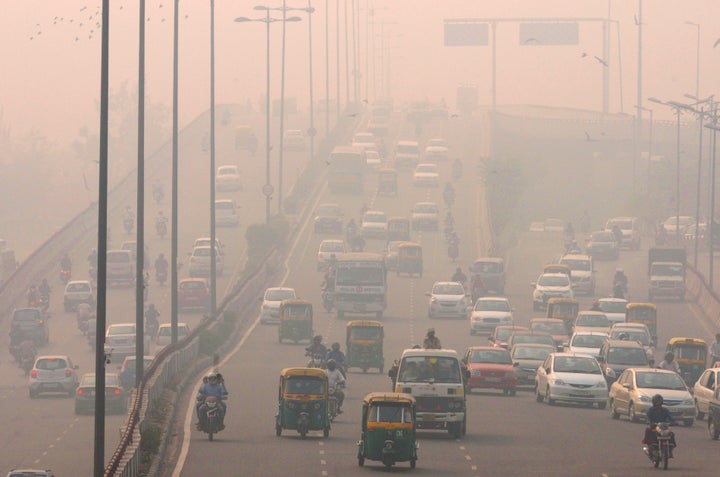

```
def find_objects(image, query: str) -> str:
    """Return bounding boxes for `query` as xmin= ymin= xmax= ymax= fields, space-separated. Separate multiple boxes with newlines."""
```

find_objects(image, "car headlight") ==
xmin=552 ymin=378 xmax=567 ymax=385
xmin=639 ymin=395 xmax=651 ymax=403
xmin=593 ymin=380 xmax=607 ymax=389
xmin=683 ymin=398 xmax=694 ymax=406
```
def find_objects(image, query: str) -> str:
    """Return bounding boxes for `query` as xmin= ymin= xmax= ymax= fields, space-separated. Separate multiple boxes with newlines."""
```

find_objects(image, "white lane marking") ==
xmin=459 ymin=446 xmax=466 ymax=450
xmin=319 ymin=449 xmax=325 ymax=455
xmin=321 ymin=471 xmax=328 ymax=476
xmin=465 ymin=455 xmax=471 ymax=461
xmin=471 ymin=465 xmax=477 ymax=471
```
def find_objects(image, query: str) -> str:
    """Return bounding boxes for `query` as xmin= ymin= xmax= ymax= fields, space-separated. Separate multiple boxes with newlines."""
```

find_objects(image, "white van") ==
xmin=391 ymin=348 xmax=466 ymax=437
xmin=107 ymin=250 xmax=134 ymax=286
xmin=215 ymin=199 xmax=239 ymax=227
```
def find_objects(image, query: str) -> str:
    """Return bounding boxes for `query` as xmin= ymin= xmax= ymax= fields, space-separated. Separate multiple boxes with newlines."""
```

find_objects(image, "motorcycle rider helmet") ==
xmin=427 ymin=327 xmax=435 ymax=336
xmin=332 ymin=342 xmax=340 ymax=351
xmin=207 ymin=372 xmax=219 ymax=384
xmin=664 ymin=352 xmax=675 ymax=362
xmin=327 ymin=359 xmax=337 ymax=371
xmin=313 ymin=335 xmax=322 ymax=343
xmin=652 ymin=394 xmax=664 ymax=406
xmin=617 ymin=332 xmax=629 ymax=340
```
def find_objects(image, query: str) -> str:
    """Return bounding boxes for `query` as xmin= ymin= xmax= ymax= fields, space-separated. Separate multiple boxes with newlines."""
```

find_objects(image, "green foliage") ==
xmin=198 ymin=321 xmax=233 ymax=356
xmin=245 ymin=216 xmax=290 ymax=256
xmin=140 ymin=424 xmax=162 ymax=456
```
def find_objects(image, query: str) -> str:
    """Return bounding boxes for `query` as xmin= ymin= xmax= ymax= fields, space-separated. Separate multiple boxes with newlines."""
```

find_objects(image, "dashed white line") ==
xmin=465 ymin=455 xmax=471 ymax=461
xmin=319 ymin=449 xmax=325 ymax=455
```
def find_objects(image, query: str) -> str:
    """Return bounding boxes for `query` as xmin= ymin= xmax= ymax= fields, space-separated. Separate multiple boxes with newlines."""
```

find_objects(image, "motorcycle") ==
xmin=123 ymin=217 xmax=134 ymax=235
xmin=38 ymin=293 xmax=50 ymax=312
xmin=644 ymin=422 xmax=673 ymax=470
xmin=448 ymin=242 xmax=459 ymax=262
xmin=307 ymin=353 xmax=326 ymax=369
xmin=156 ymin=267 xmax=168 ymax=286
xmin=197 ymin=395 xmax=226 ymax=441
xmin=59 ymin=268 xmax=71 ymax=284
xmin=321 ymin=291 xmax=334 ymax=312
xmin=156 ymin=219 xmax=167 ymax=238
xmin=328 ymin=382 xmax=345 ymax=422
xmin=152 ymin=187 xmax=163 ymax=204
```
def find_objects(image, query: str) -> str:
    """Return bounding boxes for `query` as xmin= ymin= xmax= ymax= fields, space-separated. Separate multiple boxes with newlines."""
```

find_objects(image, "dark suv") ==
xmin=597 ymin=339 xmax=649 ymax=385
xmin=10 ymin=308 xmax=49 ymax=346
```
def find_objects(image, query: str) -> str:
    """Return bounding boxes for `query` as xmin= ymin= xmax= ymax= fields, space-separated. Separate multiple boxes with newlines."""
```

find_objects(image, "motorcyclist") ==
xmin=447 ymin=231 xmax=460 ymax=248
xmin=326 ymin=359 xmax=346 ymax=414
xmin=27 ymin=285 xmax=38 ymax=307
xmin=346 ymin=218 xmax=357 ymax=240
xmin=305 ymin=335 xmax=328 ymax=365
xmin=196 ymin=372 xmax=228 ymax=430
xmin=145 ymin=304 xmax=160 ymax=337
xmin=611 ymin=224 xmax=623 ymax=244
xmin=591 ymin=299 xmax=602 ymax=311
xmin=155 ymin=253 xmax=169 ymax=274
xmin=451 ymin=267 xmax=467 ymax=286
xmin=87 ymin=248 xmax=98 ymax=267
xmin=18 ymin=339 xmax=37 ymax=374
xmin=566 ymin=239 xmax=581 ymax=254
xmin=39 ymin=278 xmax=51 ymax=300
xmin=60 ymin=253 xmax=72 ymax=272
xmin=643 ymin=394 xmax=677 ymax=458
xmin=657 ymin=351 xmax=681 ymax=374
xmin=613 ymin=268 xmax=628 ymax=298
xmin=156 ymin=211 xmax=168 ymax=231
xmin=350 ymin=234 xmax=366 ymax=252
xmin=710 ymin=333 xmax=720 ymax=365
xmin=443 ymin=182 xmax=456 ymax=206
xmin=444 ymin=211 xmax=455 ymax=229
xmin=423 ymin=328 xmax=442 ymax=350
xmin=325 ymin=342 xmax=347 ymax=376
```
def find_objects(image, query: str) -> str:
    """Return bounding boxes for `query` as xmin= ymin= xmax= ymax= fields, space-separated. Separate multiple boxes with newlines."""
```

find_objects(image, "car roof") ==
xmin=476 ymin=296 xmax=510 ymax=302
xmin=611 ymin=323 xmax=648 ymax=330
xmin=561 ymin=254 xmax=591 ymax=260
xmin=599 ymin=297 xmax=628 ymax=303
xmin=551 ymin=351 xmax=598 ymax=359
xmin=266 ymin=286 xmax=295 ymax=292
xmin=578 ymin=311 xmax=608 ymax=316
xmin=35 ymin=355 xmax=71 ymax=361
xmin=511 ymin=343 xmax=555 ymax=349
xmin=466 ymin=346 xmax=508 ymax=352
xmin=400 ymin=348 xmax=459 ymax=358
xmin=604 ymin=339 xmax=644 ymax=348
xmin=158 ymin=322 xmax=188 ymax=328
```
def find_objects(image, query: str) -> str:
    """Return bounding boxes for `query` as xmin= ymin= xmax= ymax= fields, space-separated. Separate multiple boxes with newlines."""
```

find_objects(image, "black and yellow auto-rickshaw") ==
xmin=626 ymin=303 xmax=657 ymax=343
xmin=666 ymin=337 xmax=707 ymax=385
xmin=397 ymin=242 xmax=422 ymax=277
xmin=387 ymin=217 xmax=411 ymax=241
xmin=276 ymin=367 xmax=331 ymax=438
xmin=357 ymin=392 xmax=418 ymax=469
xmin=346 ymin=320 xmax=384 ymax=373
xmin=377 ymin=168 xmax=398 ymax=196
xmin=546 ymin=297 xmax=580 ymax=335
xmin=278 ymin=299 xmax=313 ymax=344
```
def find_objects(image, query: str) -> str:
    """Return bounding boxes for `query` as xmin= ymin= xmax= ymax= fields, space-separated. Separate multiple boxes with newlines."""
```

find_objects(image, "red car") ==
xmin=463 ymin=346 xmax=518 ymax=395
xmin=178 ymin=278 xmax=210 ymax=312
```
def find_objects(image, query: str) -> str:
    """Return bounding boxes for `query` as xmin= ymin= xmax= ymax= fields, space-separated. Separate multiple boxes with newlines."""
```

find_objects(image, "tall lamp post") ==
xmin=706 ymin=111 xmax=720 ymax=288
xmin=636 ymin=105 xmax=653 ymax=196
xmin=685 ymin=21 xmax=700 ymax=100
xmin=235 ymin=11 xmax=302 ymax=223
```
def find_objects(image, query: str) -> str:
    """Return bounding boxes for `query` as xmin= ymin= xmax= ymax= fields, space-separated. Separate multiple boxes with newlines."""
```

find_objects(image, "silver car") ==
xmin=426 ymin=281 xmax=470 ymax=320
xmin=29 ymin=355 xmax=79 ymax=398
xmin=535 ymin=352 xmax=608 ymax=408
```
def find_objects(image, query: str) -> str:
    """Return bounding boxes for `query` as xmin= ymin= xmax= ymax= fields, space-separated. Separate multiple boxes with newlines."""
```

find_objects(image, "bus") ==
xmin=333 ymin=253 xmax=386 ymax=320
xmin=328 ymin=145 xmax=365 ymax=193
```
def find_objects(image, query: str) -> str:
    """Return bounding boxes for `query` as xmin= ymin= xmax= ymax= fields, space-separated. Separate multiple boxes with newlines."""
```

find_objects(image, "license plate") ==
xmin=353 ymin=304 xmax=366 ymax=311
xmin=421 ymin=414 xmax=434 ymax=421
xmin=44 ymin=383 xmax=60 ymax=389
xmin=485 ymin=378 xmax=501 ymax=383
xmin=571 ymin=390 xmax=589 ymax=396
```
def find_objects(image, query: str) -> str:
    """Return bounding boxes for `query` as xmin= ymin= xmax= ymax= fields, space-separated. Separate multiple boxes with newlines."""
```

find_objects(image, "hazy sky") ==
xmin=2 ymin=0 xmax=719 ymax=145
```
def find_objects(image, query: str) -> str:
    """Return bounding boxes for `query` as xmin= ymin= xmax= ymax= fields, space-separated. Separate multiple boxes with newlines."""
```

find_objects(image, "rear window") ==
xmin=13 ymin=309 xmax=41 ymax=321
xmin=107 ymin=251 xmax=130 ymax=263
xmin=180 ymin=281 xmax=206 ymax=290
xmin=67 ymin=283 xmax=91 ymax=292
xmin=108 ymin=325 xmax=135 ymax=335
xmin=36 ymin=358 xmax=68 ymax=370
xmin=215 ymin=201 xmax=235 ymax=210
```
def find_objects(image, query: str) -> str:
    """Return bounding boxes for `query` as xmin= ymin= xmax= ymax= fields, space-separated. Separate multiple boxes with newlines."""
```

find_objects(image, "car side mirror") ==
xmin=596 ymin=356 xmax=604 ymax=363
xmin=424 ymin=292 xmax=431 ymax=297
xmin=513 ymin=362 xmax=519 ymax=367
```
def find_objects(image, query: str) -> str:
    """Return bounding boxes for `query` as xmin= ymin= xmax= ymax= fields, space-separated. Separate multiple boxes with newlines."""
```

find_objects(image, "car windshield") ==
xmin=215 ymin=201 xmax=234 ymax=210
xmin=218 ymin=167 xmax=238 ymax=175
xmin=433 ymin=284 xmax=465 ymax=295
xmin=413 ymin=204 xmax=438 ymax=213
xmin=472 ymin=262 xmax=500 ymax=273
xmin=107 ymin=252 xmax=130 ymax=263
xmin=531 ymin=322 xmax=566 ymax=334
xmin=81 ymin=374 xmax=120 ymax=387
xmin=180 ymin=281 xmax=206 ymax=290
xmin=610 ymin=330 xmax=649 ymax=345
xmin=108 ymin=325 xmax=135 ymax=335
xmin=363 ymin=212 xmax=387 ymax=223
xmin=320 ymin=242 xmax=345 ymax=252
xmin=496 ymin=327 xmax=525 ymax=341
xmin=397 ymin=144 xmax=419 ymax=154
xmin=474 ymin=300 xmax=510 ymax=312
xmin=317 ymin=205 xmax=341 ymax=216
xmin=538 ymin=275 xmax=570 ymax=287
xmin=576 ymin=314 xmax=609 ymax=327
xmin=609 ymin=220 xmax=633 ymax=230
xmin=67 ymin=283 xmax=90 ymax=292
xmin=599 ymin=301 xmax=628 ymax=313
xmin=512 ymin=346 xmax=552 ymax=361
xmin=398 ymin=356 xmax=462 ymax=383
xmin=13 ymin=309 xmax=41 ymax=321
xmin=468 ymin=349 xmax=512 ymax=364
xmin=267 ymin=289 xmax=296 ymax=301
xmin=560 ymin=259 xmax=591 ymax=271
xmin=285 ymin=376 xmax=325 ymax=394
xmin=607 ymin=347 xmax=648 ymax=365
xmin=651 ymin=263 xmax=684 ymax=275
xmin=553 ymin=356 xmax=601 ymax=374
xmin=428 ymin=139 xmax=447 ymax=147
xmin=592 ymin=232 xmax=616 ymax=242
xmin=511 ymin=334 xmax=554 ymax=346
xmin=635 ymin=372 xmax=688 ymax=390
xmin=416 ymin=164 xmax=437 ymax=173
xmin=571 ymin=335 xmax=607 ymax=348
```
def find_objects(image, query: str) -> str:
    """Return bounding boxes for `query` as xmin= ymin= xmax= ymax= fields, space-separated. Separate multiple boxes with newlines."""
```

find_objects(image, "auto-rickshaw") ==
xmin=276 ymin=367 xmax=331 ymax=438
xmin=666 ymin=337 xmax=707 ymax=385
xmin=357 ymin=392 xmax=418 ymax=469
xmin=469 ymin=257 xmax=506 ymax=296
xmin=626 ymin=302 xmax=657 ymax=343
xmin=278 ymin=299 xmax=313 ymax=344
xmin=546 ymin=297 xmax=580 ymax=335
xmin=397 ymin=242 xmax=422 ymax=277
xmin=377 ymin=168 xmax=398 ymax=196
xmin=346 ymin=320 xmax=384 ymax=373
xmin=387 ymin=217 xmax=411 ymax=241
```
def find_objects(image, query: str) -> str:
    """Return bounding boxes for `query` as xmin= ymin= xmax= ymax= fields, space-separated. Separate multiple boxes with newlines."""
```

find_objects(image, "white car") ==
xmin=360 ymin=210 xmax=388 ymax=239
xmin=352 ymin=131 xmax=377 ymax=151
xmin=424 ymin=138 xmax=449 ymax=162
xmin=413 ymin=163 xmax=440 ymax=187
xmin=188 ymin=245 xmax=224 ymax=277
xmin=662 ymin=215 xmax=695 ymax=236
xmin=535 ymin=352 xmax=608 ymax=408
xmin=559 ymin=254 xmax=595 ymax=295
xmin=104 ymin=323 xmax=147 ymax=358
xmin=156 ymin=322 xmax=190 ymax=347
xmin=567 ymin=331 xmax=608 ymax=357
xmin=215 ymin=165 xmax=242 ymax=192
xmin=597 ymin=298 xmax=628 ymax=323
xmin=193 ymin=237 xmax=224 ymax=254
xmin=573 ymin=311 xmax=611 ymax=334
xmin=260 ymin=287 xmax=297 ymax=324
xmin=426 ymin=281 xmax=469 ymax=319
xmin=283 ymin=129 xmax=305 ymax=151
xmin=394 ymin=140 xmax=421 ymax=169
xmin=63 ymin=280 xmax=95 ymax=312
xmin=531 ymin=273 xmax=574 ymax=311
xmin=365 ymin=150 xmax=382 ymax=170
xmin=215 ymin=199 xmax=239 ymax=227
xmin=469 ymin=297 xmax=513 ymax=335
xmin=411 ymin=202 xmax=440 ymax=231
xmin=317 ymin=239 xmax=346 ymax=271
xmin=604 ymin=216 xmax=641 ymax=250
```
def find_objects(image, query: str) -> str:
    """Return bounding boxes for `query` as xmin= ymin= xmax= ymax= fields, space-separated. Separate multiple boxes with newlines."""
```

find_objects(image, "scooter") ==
xmin=156 ymin=219 xmax=167 ymax=238
xmin=197 ymin=395 xmax=226 ymax=442
xmin=59 ymin=268 xmax=71 ymax=284
xmin=156 ymin=267 xmax=168 ymax=286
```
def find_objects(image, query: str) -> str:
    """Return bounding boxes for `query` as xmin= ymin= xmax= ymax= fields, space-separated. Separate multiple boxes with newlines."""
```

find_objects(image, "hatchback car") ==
xmin=118 ymin=355 xmax=155 ymax=390
xmin=596 ymin=298 xmax=628 ymax=323
xmin=10 ymin=308 xmax=49 ymax=346
xmin=609 ymin=368 xmax=695 ymax=426
xmin=531 ymin=272 xmax=574 ymax=311
xmin=535 ymin=352 xmax=608 ymax=408
xmin=215 ymin=165 xmax=242 ymax=191
xmin=75 ymin=372 xmax=127 ymax=415
xmin=586 ymin=230 xmax=620 ymax=260
xmin=192 ymin=237 xmax=224 ymax=255
xmin=424 ymin=138 xmax=449 ymax=162
xmin=260 ymin=287 xmax=297 ymax=324
xmin=463 ymin=346 xmax=518 ymax=395
xmin=597 ymin=339 xmax=650 ymax=384
xmin=426 ymin=281 xmax=470 ymax=319
xmin=511 ymin=343 xmax=555 ymax=387
xmin=104 ymin=323 xmax=140 ymax=359
xmin=573 ymin=311 xmax=611 ymax=334
xmin=156 ymin=322 xmax=190 ymax=347
xmin=178 ymin=278 xmax=210 ymax=312
xmin=215 ymin=199 xmax=239 ymax=227
xmin=412 ymin=163 xmax=440 ymax=187
xmin=567 ymin=332 xmax=608 ymax=358
xmin=188 ymin=245 xmax=224 ymax=277
xmin=529 ymin=318 xmax=570 ymax=348
xmin=313 ymin=203 xmax=344 ymax=234
xmin=469 ymin=297 xmax=513 ymax=335
xmin=360 ymin=210 xmax=388 ymax=239
xmin=29 ymin=355 xmax=79 ymax=398
xmin=63 ymin=280 xmax=95 ymax=312
xmin=559 ymin=254 xmax=595 ymax=295
xmin=411 ymin=202 xmax=440 ymax=231
xmin=317 ymin=239 xmax=346 ymax=271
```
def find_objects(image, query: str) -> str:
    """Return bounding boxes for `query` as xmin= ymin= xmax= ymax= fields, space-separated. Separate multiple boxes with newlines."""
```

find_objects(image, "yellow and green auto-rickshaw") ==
xmin=346 ymin=320 xmax=384 ymax=374
xmin=626 ymin=303 xmax=657 ymax=343
xmin=276 ymin=367 xmax=331 ymax=438
xmin=397 ymin=242 xmax=423 ymax=277
xmin=357 ymin=392 xmax=418 ymax=469
xmin=546 ymin=297 xmax=580 ymax=335
xmin=666 ymin=337 xmax=707 ymax=385
xmin=377 ymin=168 xmax=398 ymax=196
xmin=278 ymin=300 xmax=313 ymax=344
xmin=387 ymin=217 xmax=411 ymax=242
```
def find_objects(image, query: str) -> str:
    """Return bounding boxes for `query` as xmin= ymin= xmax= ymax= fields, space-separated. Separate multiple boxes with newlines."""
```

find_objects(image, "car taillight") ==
xmin=30 ymin=369 xmax=37 ymax=378
xmin=113 ymin=389 xmax=122 ymax=395
xmin=66 ymin=369 xmax=72 ymax=377
xmin=77 ymin=389 xmax=84 ymax=395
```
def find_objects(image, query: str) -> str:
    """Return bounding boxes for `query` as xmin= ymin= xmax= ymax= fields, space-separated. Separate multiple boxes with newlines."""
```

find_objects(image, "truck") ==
xmin=647 ymin=247 xmax=686 ymax=302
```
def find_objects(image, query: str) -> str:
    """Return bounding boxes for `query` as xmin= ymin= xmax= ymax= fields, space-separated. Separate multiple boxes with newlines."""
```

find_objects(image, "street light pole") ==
xmin=685 ymin=21 xmax=700 ymax=100
xmin=306 ymin=1 xmax=316 ymax=166
xmin=636 ymin=105 xmax=653 ymax=197
xmin=325 ymin=0 xmax=329 ymax=135
xmin=278 ymin=0 xmax=287 ymax=215
xmin=707 ymin=114 xmax=719 ymax=288
xmin=210 ymin=0 xmax=217 ymax=315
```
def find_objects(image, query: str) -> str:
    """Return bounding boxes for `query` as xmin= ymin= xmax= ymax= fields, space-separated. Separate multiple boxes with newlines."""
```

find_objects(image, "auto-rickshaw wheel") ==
xmin=410 ymin=459 xmax=416 ymax=469
xmin=358 ymin=456 xmax=365 ymax=467
xmin=323 ymin=427 xmax=330 ymax=437
xmin=300 ymin=429 xmax=307 ymax=439
xmin=276 ymin=425 xmax=282 ymax=436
